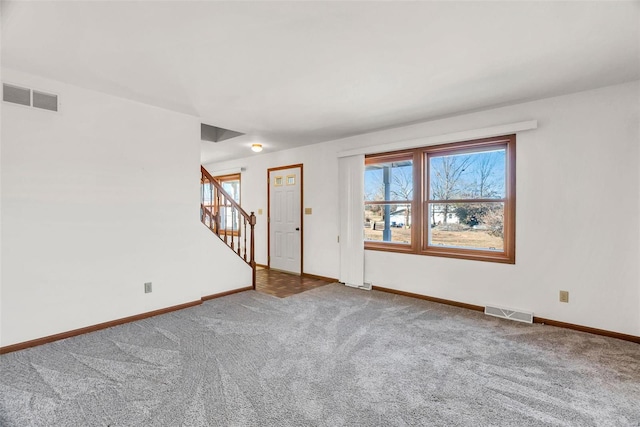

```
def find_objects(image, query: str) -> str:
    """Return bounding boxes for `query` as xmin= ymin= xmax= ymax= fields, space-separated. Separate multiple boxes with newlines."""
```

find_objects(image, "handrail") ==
xmin=200 ymin=166 xmax=256 ymax=289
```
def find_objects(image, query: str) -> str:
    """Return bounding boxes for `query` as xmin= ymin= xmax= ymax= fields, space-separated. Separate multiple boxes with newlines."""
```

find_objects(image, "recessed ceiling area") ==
xmin=2 ymin=1 xmax=638 ymax=163
xmin=201 ymin=123 xmax=244 ymax=144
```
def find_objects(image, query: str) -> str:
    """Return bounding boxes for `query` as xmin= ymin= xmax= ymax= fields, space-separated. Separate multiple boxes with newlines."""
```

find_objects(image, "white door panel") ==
xmin=269 ymin=167 xmax=301 ymax=274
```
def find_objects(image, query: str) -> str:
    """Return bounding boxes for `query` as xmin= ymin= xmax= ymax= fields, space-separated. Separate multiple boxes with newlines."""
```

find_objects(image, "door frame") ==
xmin=267 ymin=163 xmax=304 ymax=274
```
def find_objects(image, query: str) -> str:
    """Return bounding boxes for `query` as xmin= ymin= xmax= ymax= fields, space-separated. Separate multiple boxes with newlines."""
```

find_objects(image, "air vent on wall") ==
xmin=2 ymin=83 xmax=59 ymax=112
xmin=33 ymin=90 xmax=58 ymax=112
xmin=3 ymin=83 xmax=31 ymax=106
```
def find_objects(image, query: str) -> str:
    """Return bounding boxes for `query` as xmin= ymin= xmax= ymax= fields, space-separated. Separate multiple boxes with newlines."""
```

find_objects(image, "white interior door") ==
xmin=269 ymin=167 xmax=301 ymax=274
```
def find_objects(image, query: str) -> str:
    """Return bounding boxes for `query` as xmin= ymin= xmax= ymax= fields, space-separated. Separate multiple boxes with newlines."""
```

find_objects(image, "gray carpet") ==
xmin=1 ymin=284 xmax=639 ymax=426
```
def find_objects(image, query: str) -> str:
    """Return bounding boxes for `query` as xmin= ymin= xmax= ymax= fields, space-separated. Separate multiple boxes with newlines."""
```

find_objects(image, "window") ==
xmin=364 ymin=135 xmax=515 ymax=263
xmin=217 ymin=174 xmax=240 ymax=204
xmin=215 ymin=174 xmax=241 ymax=233
xmin=201 ymin=173 xmax=242 ymax=234
xmin=364 ymin=153 xmax=414 ymax=249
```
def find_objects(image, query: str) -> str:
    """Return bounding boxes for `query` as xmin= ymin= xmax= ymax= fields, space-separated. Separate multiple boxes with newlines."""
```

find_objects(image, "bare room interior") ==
xmin=1 ymin=1 xmax=639 ymax=425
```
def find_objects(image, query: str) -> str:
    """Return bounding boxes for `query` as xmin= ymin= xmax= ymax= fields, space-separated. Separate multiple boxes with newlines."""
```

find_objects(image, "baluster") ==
xmin=236 ymin=211 xmax=241 ymax=256
xmin=250 ymin=212 xmax=256 ymax=289
xmin=223 ymin=195 xmax=228 ymax=244
xmin=200 ymin=174 xmax=204 ymax=223
xmin=205 ymin=181 xmax=209 ymax=229
xmin=243 ymin=216 xmax=247 ymax=261
xmin=230 ymin=205 xmax=235 ymax=251
xmin=215 ymin=189 xmax=221 ymax=236
xmin=209 ymin=180 xmax=216 ymax=233
xmin=203 ymin=177 xmax=208 ymax=226
xmin=204 ymin=178 xmax=210 ymax=228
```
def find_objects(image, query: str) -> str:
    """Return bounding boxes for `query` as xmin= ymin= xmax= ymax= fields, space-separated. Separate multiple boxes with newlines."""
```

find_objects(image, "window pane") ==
xmin=429 ymin=149 xmax=505 ymax=200
xmin=202 ymin=182 xmax=213 ymax=204
xmin=220 ymin=206 xmax=240 ymax=231
xmin=428 ymin=202 xmax=504 ymax=251
xmin=365 ymin=203 xmax=411 ymax=244
xmin=365 ymin=160 xmax=413 ymax=202
xmin=222 ymin=180 xmax=240 ymax=202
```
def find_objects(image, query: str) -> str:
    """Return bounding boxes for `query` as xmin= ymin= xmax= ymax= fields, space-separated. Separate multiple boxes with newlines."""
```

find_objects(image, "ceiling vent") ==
xmin=201 ymin=123 xmax=244 ymax=143
xmin=3 ymin=83 xmax=31 ymax=106
xmin=33 ymin=90 xmax=58 ymax=112
xmin=3 ymin=83 xmax=59 ymax=112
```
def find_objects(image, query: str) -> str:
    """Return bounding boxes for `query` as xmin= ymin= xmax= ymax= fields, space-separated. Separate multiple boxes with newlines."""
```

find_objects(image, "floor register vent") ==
xmin=343 ymin=282 xmax=372 ymax=291
xmin=485 ymin=305 xmax=533 ymax=324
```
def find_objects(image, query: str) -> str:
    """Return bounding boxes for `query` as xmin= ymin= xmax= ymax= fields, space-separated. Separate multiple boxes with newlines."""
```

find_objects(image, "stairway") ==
xmin=200 ymin=166 xmax=256 ymax=288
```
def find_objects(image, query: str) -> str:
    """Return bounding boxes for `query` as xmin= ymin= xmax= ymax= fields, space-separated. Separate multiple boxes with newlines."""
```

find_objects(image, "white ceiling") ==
xmin=2 ymin=1 xmax=639 ymax=163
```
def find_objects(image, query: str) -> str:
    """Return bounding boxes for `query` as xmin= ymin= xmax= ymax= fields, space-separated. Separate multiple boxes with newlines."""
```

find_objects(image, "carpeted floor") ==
xmin=1 ymin=284 xmax=639 ymax=426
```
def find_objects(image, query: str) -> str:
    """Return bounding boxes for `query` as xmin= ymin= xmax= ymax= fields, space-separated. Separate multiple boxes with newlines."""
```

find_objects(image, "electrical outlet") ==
xmin=305 ymin=208 xmax=312 ymax=215
xmin=258 ymin=209 xmax=263 ymax=215
xmin=559 ymin=290 xmax=569 ymax=303
xmin=144 ymin=282 xmax=152 ymax=293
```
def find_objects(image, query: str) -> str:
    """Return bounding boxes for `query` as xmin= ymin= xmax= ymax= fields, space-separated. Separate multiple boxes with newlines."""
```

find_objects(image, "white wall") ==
xmin=0 ymin=69 xmax=251 ymax=347
xmin=0 ymin=58 xmax=3 ymax=339
xmin=208 ymin=81 xmax=640 ymax=336
xmin=205 ymin=145 xmax=342 ymax=278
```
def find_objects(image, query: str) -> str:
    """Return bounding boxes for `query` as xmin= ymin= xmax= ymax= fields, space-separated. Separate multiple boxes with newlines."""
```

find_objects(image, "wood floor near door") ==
xmin=255 ymin=268 xmax=334 ymax=298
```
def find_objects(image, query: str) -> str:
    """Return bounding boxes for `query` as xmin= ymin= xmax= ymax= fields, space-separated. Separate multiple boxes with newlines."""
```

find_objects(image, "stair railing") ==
xmin=200 ymin=166 xmax=256 ymax=289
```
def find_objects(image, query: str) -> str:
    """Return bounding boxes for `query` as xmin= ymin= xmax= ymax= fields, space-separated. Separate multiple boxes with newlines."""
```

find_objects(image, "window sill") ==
xmin=364 ymin=242 xmax=414 ymax=254
xmin=421 ymin=247 xmax=515 ymax=264
xmin=364 ymin=244 xmax=515 ymax=264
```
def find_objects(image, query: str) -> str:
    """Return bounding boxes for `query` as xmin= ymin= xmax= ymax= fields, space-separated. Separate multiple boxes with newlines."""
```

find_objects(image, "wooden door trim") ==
xmin=267 ymin=163 xmax=304 ymax=274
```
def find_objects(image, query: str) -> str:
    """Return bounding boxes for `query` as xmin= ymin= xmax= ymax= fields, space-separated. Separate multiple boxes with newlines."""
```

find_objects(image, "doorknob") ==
xmin=295 ymin=227 xmax=300 ymax=231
